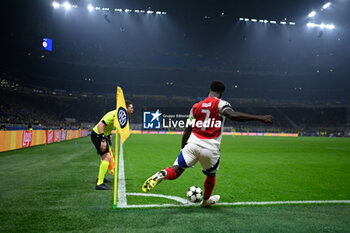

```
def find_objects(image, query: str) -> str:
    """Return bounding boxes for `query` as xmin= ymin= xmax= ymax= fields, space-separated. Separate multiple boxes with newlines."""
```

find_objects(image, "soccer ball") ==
xmin=187 ymin=186 xmax=203 ymax=203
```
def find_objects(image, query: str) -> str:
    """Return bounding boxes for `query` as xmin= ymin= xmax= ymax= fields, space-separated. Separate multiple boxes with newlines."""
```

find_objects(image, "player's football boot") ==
xmin=201 ymin=195 xmax=220 ymax=207
xmin=95 ymin=183 xmax=112 ymax=190
xmin=142 ymin=170 xmax=167 ymax=192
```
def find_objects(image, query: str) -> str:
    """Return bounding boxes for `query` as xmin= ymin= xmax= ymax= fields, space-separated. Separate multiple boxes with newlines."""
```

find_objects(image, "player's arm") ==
xmin=223 ymin=107 xmax=274 ymax=124
xmin=181 ymin=126 xmax=193 ymax=149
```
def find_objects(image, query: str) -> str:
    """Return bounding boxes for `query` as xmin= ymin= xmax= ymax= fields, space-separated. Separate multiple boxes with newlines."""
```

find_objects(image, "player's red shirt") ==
xmin=192 ymin=97 xmax=222 ymax=139
xmin=187 ymin=97 xmax=231 ymax=151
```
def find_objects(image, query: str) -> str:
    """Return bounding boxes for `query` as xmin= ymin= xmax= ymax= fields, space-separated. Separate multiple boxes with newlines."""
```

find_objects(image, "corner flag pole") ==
xmin=113 ymin=130 xmax=119 ymax=209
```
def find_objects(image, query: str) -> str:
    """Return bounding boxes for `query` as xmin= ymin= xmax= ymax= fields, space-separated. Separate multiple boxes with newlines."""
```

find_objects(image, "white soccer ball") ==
xmin=187 ymin=186 xmax=203 ymax=203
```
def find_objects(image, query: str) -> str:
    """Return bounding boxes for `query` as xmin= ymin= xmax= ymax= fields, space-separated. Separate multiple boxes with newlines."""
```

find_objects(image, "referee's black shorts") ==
xmin=91 ymin=131 xmax=109 ymax=155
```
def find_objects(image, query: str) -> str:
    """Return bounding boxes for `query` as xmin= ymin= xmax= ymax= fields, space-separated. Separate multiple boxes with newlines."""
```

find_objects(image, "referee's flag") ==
xmin=114 ymin=86 xmax=130 ymax=144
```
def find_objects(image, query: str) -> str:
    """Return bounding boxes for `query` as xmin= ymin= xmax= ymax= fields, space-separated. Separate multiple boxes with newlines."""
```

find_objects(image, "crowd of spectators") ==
xmin=0 ymin=86 xmax=349 ymax=136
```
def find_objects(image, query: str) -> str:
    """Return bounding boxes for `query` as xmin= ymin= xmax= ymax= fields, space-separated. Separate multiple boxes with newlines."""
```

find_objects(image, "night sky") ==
xmin=2 ymin=0 xmax=350 ymax=101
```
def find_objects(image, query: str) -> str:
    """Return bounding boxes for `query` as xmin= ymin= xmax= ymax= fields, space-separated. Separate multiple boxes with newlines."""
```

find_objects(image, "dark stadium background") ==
xmin=1 ymin=0 xmax=349 ymax=136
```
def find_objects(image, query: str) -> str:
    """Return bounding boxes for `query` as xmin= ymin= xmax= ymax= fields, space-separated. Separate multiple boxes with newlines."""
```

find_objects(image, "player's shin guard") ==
xmin=97 ymin=160 xmax=109 ymax=185
xmin=164 ymin=167 xmax=177 ymax=180
xmin=203 ymin=175 xmax=216 ymax=200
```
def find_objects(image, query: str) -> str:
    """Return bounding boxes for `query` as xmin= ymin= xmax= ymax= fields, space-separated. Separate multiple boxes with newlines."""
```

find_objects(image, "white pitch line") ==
xmin=127 ymin=192 xmax=193 ymax=205
xmin=117 ymin=138 xmax=350 ymax=209
xmin=117 ymin=140 xmax=127 ymax=207
xmin=118 ymin=199 xmax=350 ymax=209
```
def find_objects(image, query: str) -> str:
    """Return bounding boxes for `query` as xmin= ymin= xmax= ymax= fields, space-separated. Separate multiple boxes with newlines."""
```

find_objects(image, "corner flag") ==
xmin=114 ymin=86 xmax=130 ymax=144
xmin=113 ymin=86 xmax=130 ymax=209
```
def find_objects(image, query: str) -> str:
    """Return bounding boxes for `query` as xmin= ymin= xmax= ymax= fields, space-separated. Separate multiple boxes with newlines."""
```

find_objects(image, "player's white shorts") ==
xmin=174 ymin=142 xmax=220 ymax=176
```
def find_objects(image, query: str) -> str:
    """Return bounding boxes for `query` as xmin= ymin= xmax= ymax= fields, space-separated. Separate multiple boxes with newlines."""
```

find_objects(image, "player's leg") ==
xmin=96 ymin=152 xmax=112 ymax=190
xmin=142 ymin=143 xmax=199 ymax=192
xmin=198 ymin=148 xmax=220 ymax=207
xmin=91 ymin=131 xmax=111 ymax=190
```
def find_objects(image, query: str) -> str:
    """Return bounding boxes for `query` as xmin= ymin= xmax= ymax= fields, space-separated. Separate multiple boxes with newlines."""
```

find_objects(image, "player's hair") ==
xmin=210 ymin=80 xmax=226 ymax=93
xmin=125 ymin=100 xmax=132 ymax=108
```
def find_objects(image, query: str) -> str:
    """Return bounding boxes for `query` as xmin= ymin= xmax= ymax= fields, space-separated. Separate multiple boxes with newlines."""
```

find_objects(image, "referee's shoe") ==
xmin=96 ymin=183 xmax=112 ymax=190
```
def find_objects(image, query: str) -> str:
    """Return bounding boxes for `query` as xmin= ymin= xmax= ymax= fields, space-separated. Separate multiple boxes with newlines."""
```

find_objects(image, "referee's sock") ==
xmin=97 ymin=160 xmax=109 ymax=185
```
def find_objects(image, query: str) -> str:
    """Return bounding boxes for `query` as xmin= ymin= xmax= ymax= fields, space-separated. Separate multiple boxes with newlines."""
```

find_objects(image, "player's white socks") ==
xmin=201 ymin=195 xmax=220 ymax=207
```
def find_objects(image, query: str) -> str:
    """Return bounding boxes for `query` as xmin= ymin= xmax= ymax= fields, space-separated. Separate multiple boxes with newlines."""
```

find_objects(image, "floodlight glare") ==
xmin=147 ymin=10 xmax=154 ymax=14
xmin=264 ymin=20 xmax=268 ymax=23
xmin=239 ymin=18 xmax=244 ymax=21
xmin=270 ymin=20 xmax=277 ymax=24
xmin=134 ymin=10 xmax=140 ymax=13
xmin=322 ymin=2 xmax=331 ymax=9
xmin=115 ymin=8 xmax=122 ymax=12
xmin=244 ymin=18 xmax=249 ymax=21
xmin=88 ymin=4 xmax=94 ymax=11
xmin=162 ymin=12 xmax=167 ymax=15
xmin=307 ymin=22 xmax=315 ymax=28
xmin=328 ymin=24 xmax=335 ymax=29
xmin=63 ymin=2 xmax=71 ymax=10
xmin=52 ymin=2 xmax=60 ymax=8
xmin=308 ymin=11 xmax=316 ymax=17
xmin=125 ymin=9 xmax=132 ymax=13
xmin=259 ymin=19 xmax=264 ymax=23
xmin=251 ymin=19 xmax=257 ymax=22
xmin=280 ymin=21 xmax=287 ymax=24
xmin=289 ymin=22 xmax=296 ymax=25
xmin=156 ymin=11 xmax=161 ymax=15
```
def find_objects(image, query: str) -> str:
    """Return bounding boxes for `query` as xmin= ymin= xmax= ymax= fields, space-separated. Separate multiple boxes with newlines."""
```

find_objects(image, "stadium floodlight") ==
xmin=322 ymin=2 xmax=331 ymax=9
xmin=134 ymin=10 xmax=140 ymax=13
xmin=244 ymin=18 xmax=249 ymax=21
xmin=95 ymin=7 xmax=101 ymax=10
xmin=239 ymin=18 xmax=244 ymax=21
xmin=162 ymin=12 xmax=167 ymax=15
xmin=289 ymin=22 xmax=296 ymax=25
xmin=147 ymin=10 xmax=154 ymax=14
xmin=156 ymin=11 xmax=161 ymax=15
xmin=307 ymin=22 xmax=316 ymax=28
xmin=259 ymin=19 xmax=264 ymax=23
xmin=270 ymin=20 xmax=277 ymax=24
xmin=280 ymin=21 xmax=287 ymax=24
xmin=125 ymin=9 xmax=132 ymax=13
xmin=87 ymin=4 xmax=94 ymax=12
xmin=308 ymin=11 xmax=316 ymax=17
xmin=102 ymin=8 xmax=110 ymax=11
xmin=263 ymin=20 xmax=268 ymax=23
xmin=251 ymin=19 xmax=257 ymax=22
xmin=62 ymin=2 xmax=71 ymax=10
xmin=115 ymin=8 xmax=122 ymax=12
xmin=140 ymin=10 xmax=145 ymax=13
xmin=52 ymin=2 xmax=60 ymax=8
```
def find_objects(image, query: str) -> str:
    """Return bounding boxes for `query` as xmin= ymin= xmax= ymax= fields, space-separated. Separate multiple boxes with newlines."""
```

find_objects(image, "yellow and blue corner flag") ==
xmin=114 ymin=86 xmax=130 ymax=144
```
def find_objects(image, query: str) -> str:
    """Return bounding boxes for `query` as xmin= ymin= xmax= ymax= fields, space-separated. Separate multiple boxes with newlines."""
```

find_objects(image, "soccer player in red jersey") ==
xmin=142 ymin=80 xmax=273 ymax=207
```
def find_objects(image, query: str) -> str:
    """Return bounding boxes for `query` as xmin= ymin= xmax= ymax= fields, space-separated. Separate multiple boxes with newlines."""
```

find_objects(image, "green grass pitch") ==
xmin=0 ymin=134 xmax=350 ymax=232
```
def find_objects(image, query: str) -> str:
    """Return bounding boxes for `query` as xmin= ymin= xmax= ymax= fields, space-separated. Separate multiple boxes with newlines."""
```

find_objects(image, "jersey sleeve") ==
xmin=101 ymin=110 xmax=115 ymax=126
xmin=218 ymin=99 xmax=232 ymax=116
xmin=188 ymin=107 xmax=195 ymax=124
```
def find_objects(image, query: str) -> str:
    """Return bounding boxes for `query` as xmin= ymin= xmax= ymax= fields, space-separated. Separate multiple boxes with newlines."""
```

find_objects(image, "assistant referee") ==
xmin=91 ymin=101 xmax=134 ymax=190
